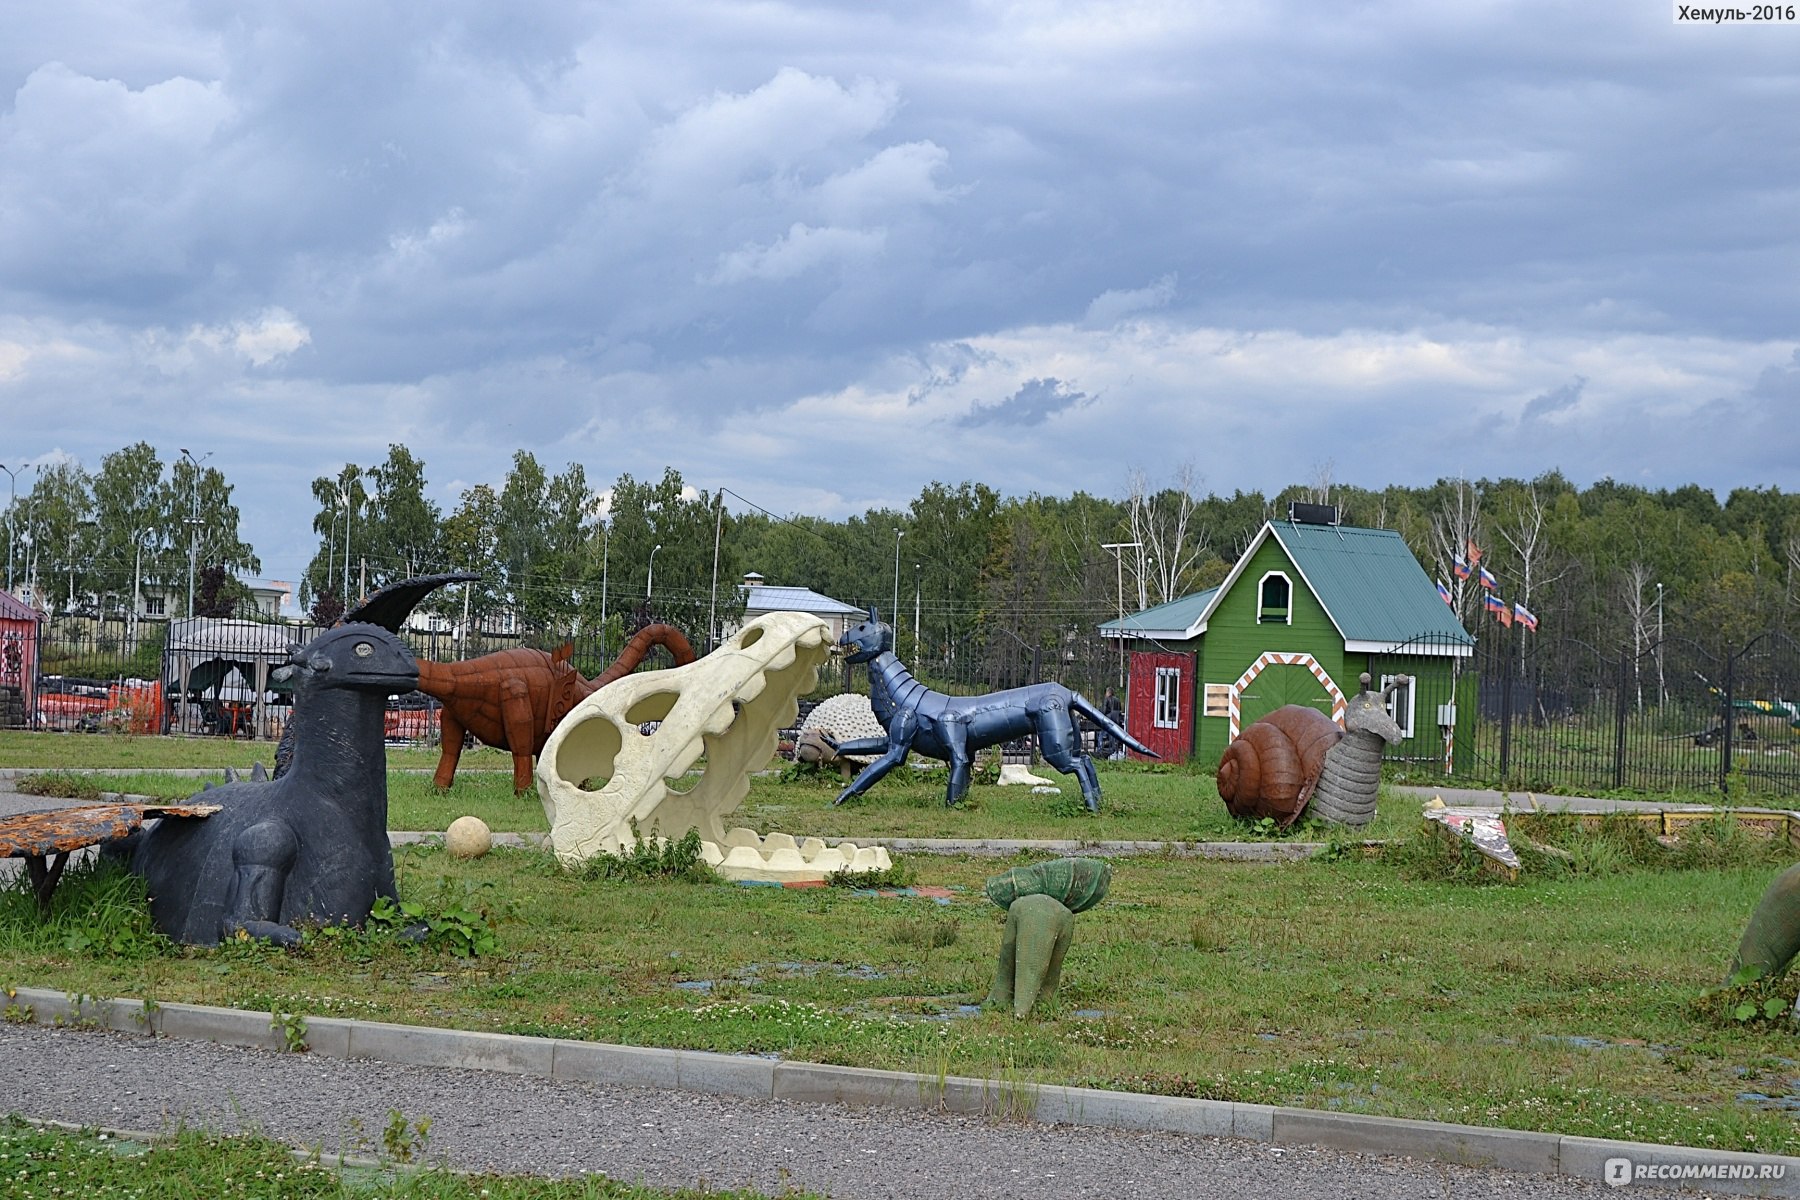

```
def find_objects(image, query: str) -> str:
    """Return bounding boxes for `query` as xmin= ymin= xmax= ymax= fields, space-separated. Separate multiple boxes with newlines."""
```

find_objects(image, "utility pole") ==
xmin=708 ymin=489 xmax=725 ymax=650
xmin=892 ymin=528 xmax=904 ymax=626
xmin=1102 ymin=541 xmax=1142 ymax=695
xmin=647 ymin=543 xmax=662 ymax=600
xmin=179 ymin=448 xmax=211 ymax=618
xmin=599 ymin=521 xmax=610 ymax=657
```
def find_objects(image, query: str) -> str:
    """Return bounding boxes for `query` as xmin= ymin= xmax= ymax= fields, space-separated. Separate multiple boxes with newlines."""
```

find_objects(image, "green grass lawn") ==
xmin=11 ymin=731 xmax=1800 ymax=1156
xmin=7 ymin=831 xmax=1800 ymax=1157
xmin=0 ymin=1118 xmax=818 ymax=1199
xmin=8 ymin=733 xmax=1428 ymax=844
xmin=0 ymin=728 xmax=506 ymax=773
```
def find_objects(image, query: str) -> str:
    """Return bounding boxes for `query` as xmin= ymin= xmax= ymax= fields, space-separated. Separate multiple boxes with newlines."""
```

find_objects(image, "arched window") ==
xmin=1258 ymin=571 xmax=1292 ymax=624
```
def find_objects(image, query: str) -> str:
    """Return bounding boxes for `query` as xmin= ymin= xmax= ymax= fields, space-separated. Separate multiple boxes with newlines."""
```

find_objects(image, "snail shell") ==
xmin=1215 ymin=705 xmax=1343 ymax=827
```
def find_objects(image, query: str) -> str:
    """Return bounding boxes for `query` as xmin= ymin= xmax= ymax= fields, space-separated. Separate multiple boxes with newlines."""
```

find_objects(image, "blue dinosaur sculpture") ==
xmin=828 ymin=609 xmax=1157 ymax=812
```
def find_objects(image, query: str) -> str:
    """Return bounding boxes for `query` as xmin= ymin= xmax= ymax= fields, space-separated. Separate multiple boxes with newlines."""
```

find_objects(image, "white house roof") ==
xmin=743 ymin=584 xmax=864 ymax=616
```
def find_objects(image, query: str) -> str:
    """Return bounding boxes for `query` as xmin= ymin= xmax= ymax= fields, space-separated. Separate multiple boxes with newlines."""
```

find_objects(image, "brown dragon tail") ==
xmin=592 ymin=624 xmax=697 ymax=686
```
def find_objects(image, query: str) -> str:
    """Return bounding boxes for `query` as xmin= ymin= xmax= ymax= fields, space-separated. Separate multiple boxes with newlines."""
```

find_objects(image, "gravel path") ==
xmin=0 ymin=1022 xmax=1614 ymax=1199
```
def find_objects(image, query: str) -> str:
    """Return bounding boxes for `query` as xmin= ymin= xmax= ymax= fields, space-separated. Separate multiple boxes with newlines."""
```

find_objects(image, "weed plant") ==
xmin=578 ymin=827 xmax=714 ymax=883
xmin=0 ymin=857 xmax=169 ymax=960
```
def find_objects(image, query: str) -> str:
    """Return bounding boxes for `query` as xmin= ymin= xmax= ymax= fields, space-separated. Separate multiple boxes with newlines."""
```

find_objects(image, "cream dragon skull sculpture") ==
xmin=534 ymin=611 xmax=891 ymax=882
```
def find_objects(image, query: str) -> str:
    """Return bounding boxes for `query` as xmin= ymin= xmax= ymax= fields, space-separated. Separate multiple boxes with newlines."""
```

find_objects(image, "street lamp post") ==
xmin=913 ymin=562 xmax=921 ymax=660
xmin=599 ymin=521 xmax=610 ymax=656
xmin=1101 ymin=541 xmax=1143 ymax=694
xmin=646 ymin=543 xmax=662 ymax=600
xmin=0 ymin=462 xmax=18 ymax=592
xmin=340 ymin=481 xmax=356 ymax=602
xmin=179 ymin=448 xmax=211 ymax=618
xmin=892 ymin=529 xmax=904 ymax=627
xmin=1656 ymin=582 xmax=1665 ymax=708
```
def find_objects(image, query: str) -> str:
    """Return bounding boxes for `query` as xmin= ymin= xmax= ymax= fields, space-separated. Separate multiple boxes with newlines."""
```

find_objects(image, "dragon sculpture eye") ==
xmin=354 ymin=642 xmax=374 ymax=658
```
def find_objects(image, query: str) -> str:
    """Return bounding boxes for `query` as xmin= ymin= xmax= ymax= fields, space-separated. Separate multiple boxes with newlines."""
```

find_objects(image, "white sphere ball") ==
xmin=445 ymin=815 xmax=493 ymax=859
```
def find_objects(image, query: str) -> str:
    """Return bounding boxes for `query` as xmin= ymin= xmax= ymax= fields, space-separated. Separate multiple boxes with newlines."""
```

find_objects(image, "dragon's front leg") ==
xmin=221 ymin=820 xmax=304 ymax=947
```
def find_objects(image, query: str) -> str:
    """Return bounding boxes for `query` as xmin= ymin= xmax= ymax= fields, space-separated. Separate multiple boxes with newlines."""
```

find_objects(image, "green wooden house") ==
xmin=1099 ymin=507 xmax=1475 ymax=768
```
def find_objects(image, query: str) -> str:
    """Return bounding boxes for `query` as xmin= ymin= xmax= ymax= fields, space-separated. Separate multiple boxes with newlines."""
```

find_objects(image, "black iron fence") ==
xmin=1367 ymin=627 xmax=1800 ymax=801
xmin=20 ymin=614 xmax=702 ymax=743
xmin=23 ymin=608 xmax=1800 ymax=803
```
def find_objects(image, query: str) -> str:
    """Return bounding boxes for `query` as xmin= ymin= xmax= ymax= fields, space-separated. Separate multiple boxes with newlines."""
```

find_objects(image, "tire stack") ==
xmin=0 ymin=685 xmax=25 ymax=728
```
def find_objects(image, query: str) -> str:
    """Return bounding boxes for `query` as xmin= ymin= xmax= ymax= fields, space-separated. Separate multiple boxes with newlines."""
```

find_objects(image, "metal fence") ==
xmin=18 ymin=614 xmax=714 ymax=743
xmin=1368 ymin=626 xmax=1800 ymax=800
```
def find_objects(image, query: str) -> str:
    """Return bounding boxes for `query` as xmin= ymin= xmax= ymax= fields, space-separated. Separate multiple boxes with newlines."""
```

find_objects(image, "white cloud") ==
xmin=637 ymin=67 xmax=898 ymax=195
xmin=1085 ymin=274 xmax=1177 ymax=326
xmin=712 ymin=223 xmax=887 ymax=284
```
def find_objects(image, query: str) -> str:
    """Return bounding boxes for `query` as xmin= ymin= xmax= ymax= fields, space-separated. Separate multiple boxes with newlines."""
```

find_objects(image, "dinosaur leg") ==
xmin=434 ymin=709 xmax=467 ymax=790
xmin=1039 ymin=719 xmax=1103 ymax=812
xmin=833 ymin=713 xmax=919 ymax=805
xmin=1731 ymin=863 xmax=1800 ymax=982
xmin=942 ymin=718 xmax=972 ymax=806
xmin=986 ymin=893 xmax=1075 ymax=1018
xmin=221 ymin=819 xmax=303 ymax=947
xmin=499 ymin=678 xmax=537 ymax=793
xmin=832 ymin=742 xmax=910 ymax=805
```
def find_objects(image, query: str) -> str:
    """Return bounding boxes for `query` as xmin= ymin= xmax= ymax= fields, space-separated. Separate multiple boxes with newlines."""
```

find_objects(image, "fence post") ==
xmin=1613 ymin=651 xmax=1629 ymax=791
xmin=1497 ymin=632 xmax=1514 ymax=782
xmin=1721 ymin=646 xmax=1735 ymax=798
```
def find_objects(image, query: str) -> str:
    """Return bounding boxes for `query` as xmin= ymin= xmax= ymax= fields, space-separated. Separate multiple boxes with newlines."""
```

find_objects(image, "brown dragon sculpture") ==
xmin=418 ymin=624 xmax=697 ymax=792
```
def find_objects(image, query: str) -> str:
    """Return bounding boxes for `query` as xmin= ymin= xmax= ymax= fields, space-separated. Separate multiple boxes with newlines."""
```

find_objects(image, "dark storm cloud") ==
xmin=953 ymin=377 xmax=1092 ymax=429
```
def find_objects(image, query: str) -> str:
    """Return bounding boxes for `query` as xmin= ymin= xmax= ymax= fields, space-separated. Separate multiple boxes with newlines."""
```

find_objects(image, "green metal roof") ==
xmin=1098 ymin=587 xmax=1219 ymax=636
xmin=1097 ymin=521 xmax=1474 ymax=652
xmin=1268 ymin=521 xmax=1474 ymax=648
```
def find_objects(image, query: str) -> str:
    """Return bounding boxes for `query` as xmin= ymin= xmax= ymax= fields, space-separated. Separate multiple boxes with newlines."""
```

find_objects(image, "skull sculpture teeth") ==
xmin=534 ymin=612 xmax=891 ymax=882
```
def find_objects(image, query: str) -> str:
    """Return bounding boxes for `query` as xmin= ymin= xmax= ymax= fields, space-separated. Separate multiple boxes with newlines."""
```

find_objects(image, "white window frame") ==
xmin=1257 ymin=570 xmax=1292 ymax=625
xmin=1382 ymin=673 xmax=1416 ymax=740
xmin=1154 ymin=666 xmax=1182 ymax=729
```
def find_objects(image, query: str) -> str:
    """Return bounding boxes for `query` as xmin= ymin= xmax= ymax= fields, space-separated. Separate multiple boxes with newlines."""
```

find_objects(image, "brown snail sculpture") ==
xmin=1215 ymin=673 xmax=1407 ymax=829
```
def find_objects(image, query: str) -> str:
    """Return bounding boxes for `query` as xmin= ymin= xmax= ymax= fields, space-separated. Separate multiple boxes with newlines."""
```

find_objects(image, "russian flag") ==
xmin=1514 ymin=603 xmax=1538 ymax=631
xmin=1483 ymin=592 xmax=1507 ymax=617
xmin=1466 ymin=539 xmax=1483 ymax=566
xmin=1453 ymin=554 xmax=1471 ymax=580
xmin=1477 ymin=565 xmax=1498 ymax=590
xmin=1436 ymin=579 xmax=1453 ymax=606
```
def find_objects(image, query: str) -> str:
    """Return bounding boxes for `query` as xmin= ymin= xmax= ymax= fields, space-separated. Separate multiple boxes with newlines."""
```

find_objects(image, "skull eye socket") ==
xmin=354 ymin=642 xmax=374 ymax=658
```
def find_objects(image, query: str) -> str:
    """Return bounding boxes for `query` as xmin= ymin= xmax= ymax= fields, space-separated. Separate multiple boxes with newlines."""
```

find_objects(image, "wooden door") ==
xmin=1127 ymin=650 xmax=1193 ymax=762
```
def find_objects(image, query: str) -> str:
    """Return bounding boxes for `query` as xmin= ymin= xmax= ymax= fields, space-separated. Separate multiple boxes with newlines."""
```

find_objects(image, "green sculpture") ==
xmin=1729 ymin=862 xmax=1800 ymax=982
xmin=984 ymin=857 xmax=1111 ymax=1018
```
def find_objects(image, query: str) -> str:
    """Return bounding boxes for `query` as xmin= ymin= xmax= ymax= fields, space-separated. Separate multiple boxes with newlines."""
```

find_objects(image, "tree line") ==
xmin=11 ymin=443 xmax=1800 ymax=691
xmin=2 ymin=443 xmax=257 ymax=620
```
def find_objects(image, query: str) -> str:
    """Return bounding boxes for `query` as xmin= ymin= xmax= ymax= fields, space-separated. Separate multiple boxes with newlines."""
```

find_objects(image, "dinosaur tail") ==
xmin=592 ymin=624 xmax=698 ymax=687
xmin=1069 ymin=692 xmax=1160 ymax=759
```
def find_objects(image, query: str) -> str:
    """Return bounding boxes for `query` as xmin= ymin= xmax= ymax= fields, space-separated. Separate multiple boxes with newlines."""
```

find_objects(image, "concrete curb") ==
xmin=7 ymin=985 xmax=1798 ymax=1196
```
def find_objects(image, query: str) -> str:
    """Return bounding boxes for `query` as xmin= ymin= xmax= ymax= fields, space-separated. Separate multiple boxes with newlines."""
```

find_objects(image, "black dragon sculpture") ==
xmin=130 ymin=574 xmax=471 ymax=946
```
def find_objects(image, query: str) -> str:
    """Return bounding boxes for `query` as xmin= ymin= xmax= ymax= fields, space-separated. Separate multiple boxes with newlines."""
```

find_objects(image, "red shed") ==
xmin=0 ymin=591 xmax=42 ymax=729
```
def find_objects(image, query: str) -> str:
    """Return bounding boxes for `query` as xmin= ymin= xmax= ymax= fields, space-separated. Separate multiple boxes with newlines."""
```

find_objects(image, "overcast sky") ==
xmin=3 ymin=0 xmax=1797 ymax=582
